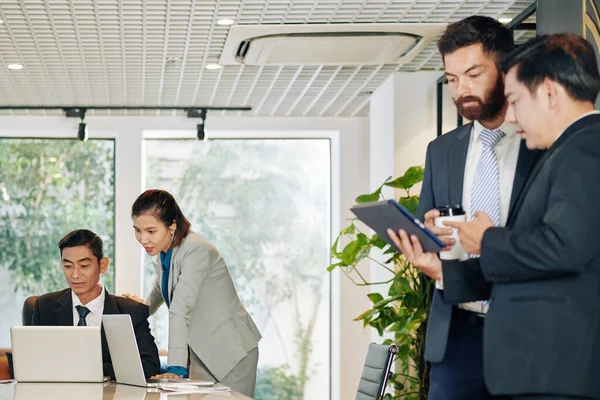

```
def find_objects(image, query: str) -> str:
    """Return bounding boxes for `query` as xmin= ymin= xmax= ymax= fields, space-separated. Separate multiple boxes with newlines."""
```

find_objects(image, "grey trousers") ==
xmin=189 ymin=347 xmax=259 ymax=398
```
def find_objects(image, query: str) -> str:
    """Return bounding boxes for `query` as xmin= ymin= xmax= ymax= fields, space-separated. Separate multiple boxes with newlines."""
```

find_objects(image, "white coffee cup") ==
xmin=435 ymin=205 xmax=468 ymax=261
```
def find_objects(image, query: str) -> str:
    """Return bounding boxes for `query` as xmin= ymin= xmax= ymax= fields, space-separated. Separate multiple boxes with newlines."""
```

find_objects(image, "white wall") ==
xmin=364 ymin=70 xmax=458 ymax=389
xmin=393 ymin=71 xmax=457 ymax=181
xmin=0 ymin=115 xmax=371 ymax=400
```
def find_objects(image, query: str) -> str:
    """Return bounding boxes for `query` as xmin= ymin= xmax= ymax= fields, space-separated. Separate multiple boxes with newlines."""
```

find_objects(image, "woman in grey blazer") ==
xmin=129 ymin=189 xmax=261 ymax=397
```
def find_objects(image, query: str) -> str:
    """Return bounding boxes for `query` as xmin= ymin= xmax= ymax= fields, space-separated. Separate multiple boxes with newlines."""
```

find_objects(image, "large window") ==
xmin=144 ymin=139 xmax=331 ymax=399
xmin=0 ymin=139 xmax=115 ymax=345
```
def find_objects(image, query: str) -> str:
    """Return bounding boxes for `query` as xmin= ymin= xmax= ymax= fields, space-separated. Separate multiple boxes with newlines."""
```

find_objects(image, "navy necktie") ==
xmin=76 ymin=305 xmax=91 ymax=326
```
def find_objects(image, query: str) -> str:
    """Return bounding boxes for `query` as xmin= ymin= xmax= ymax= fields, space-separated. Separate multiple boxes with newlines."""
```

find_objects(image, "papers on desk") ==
xmin=158 ymin=382 xmax=231 ymax=395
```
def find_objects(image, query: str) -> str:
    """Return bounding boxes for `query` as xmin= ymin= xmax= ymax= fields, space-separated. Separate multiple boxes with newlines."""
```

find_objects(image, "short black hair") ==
xmin=500 ymin=33 xmax=600 ymax=103
xmin=131 ymin=189 xmax=191 ymax=248
xmin=438 ymin=15 xmax=514 ymax=61
xmin=58 ymin=229 xmax=104 ymax=262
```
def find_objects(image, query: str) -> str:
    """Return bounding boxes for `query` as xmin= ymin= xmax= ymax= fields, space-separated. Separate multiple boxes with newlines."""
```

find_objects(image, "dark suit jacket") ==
xmin=443 ymin=114 xmax=600 ymax=398
xmin=417 ymin=122 xmax=538 ymax=363
xmin=31 ymin=288 xmax=160 ymax=380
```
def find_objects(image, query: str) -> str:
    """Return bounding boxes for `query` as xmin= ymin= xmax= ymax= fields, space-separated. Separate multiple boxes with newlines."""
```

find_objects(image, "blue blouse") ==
xmin=159 ymin=248 xmax=188 ymax=377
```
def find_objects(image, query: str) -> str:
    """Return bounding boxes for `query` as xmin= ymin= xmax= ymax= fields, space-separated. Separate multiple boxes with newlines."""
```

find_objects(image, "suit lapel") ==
xmin=508 ymin=141 xmax=541 ymax=218
xmin=506 ymin=114 xmax=600 ymax=226
xmin=447 ymin=123 xmax=472 ymax=206
xmin=168 ymin=247 xmax=179 ymax=301
xmin=54 ymin=289 xmax=74 ymax=326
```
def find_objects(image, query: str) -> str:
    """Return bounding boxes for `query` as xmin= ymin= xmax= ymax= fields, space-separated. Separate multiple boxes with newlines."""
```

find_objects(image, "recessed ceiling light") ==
xmin=498 ymin=17 xmax=512 ymax=24
xmin=205 ymin=64 xmax=221 ymax=70
xmin=0 ymin=19 xmax=4 ymax=24
xmin=217 ymin=19 xmax=235 ymax=26
xmin=7 ymin=63 xmax=23 ymax=70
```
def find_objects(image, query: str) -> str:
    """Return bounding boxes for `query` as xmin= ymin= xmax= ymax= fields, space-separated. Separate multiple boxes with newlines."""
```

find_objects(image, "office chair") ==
xmin=5 ymin=295 xmax=40 ymax=379
xmin=22 ymin=295 xmax=39 ymax=326
xmin=355 ymin=342 xmax=398 ymax=400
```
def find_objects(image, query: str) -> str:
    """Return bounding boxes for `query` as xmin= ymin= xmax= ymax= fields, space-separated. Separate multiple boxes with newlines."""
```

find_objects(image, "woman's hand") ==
xmin=151 ymin=373 xmax=183 ymax=380
xmin=122 ymin=293 xmax=145 ymax=304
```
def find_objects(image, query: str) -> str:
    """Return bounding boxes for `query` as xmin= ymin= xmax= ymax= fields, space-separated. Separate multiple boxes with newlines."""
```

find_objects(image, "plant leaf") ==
xmin=355 ymin=189 xmax=381 ymax=203
xmin=354 ymin=308 xmax=378 ymax=321
xmin=370 ymin=234 xmax=387 ymax=249
xmin=398 ymin=196 xmax=419 ymax=216
xmin=326 ymin=261 xmax=344 ymax=272
xmin=385 ymin=166 xmax=424 ymax=190
xmin=367 ymin=293 xmax=384 ymax=304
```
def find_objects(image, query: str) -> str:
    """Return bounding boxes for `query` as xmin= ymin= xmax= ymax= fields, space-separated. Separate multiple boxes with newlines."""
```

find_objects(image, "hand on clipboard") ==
xmin=350 ymin=200 xmax=444 ymax=253
xmin=351 ymin=201 xmax=445 ymax=281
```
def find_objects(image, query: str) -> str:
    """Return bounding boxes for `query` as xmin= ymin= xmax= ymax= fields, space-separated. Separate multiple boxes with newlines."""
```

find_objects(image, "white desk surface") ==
xmin=0 ymin=382 xmax=253 ymax=400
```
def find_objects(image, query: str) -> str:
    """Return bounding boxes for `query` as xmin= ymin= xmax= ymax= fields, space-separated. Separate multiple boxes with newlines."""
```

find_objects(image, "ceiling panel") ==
xmin=0 ymin=0 xmax=536 ymax=117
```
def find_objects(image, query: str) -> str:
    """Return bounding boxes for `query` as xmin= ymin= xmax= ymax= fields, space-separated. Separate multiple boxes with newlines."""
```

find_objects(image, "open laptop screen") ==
xmin=10 ymin=326 xmax=103 ymax=383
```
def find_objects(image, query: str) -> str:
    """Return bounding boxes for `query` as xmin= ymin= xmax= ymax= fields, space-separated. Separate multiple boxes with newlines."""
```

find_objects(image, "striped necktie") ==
xmin=470 ymin=128 xmax=504 ymax=260
xmin=468 ymin=128 xmax=505 ymax=314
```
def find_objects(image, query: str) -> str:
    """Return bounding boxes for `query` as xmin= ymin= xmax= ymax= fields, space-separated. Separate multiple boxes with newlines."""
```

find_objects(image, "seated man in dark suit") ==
xmin=32 ymin=229 xmax=160 ymax=379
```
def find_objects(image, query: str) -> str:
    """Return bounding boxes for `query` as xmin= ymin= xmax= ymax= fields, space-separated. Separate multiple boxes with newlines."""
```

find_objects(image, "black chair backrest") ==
xmin=355 ymin=342 xmax=398 ymax=400
xmin=22 ymin=295 xmax=39 ymax=326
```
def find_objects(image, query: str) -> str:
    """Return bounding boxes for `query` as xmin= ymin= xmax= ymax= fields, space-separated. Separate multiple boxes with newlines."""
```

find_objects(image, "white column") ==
xmin=366 ymin=71 xmax=457 ymax=342
xmin=393 ymin=71 xmax=457 ymax=191
xmin=367 ymin=74 xmax=397 ymax=343
xmin=113 ymin=127 xmax=144 ymax=295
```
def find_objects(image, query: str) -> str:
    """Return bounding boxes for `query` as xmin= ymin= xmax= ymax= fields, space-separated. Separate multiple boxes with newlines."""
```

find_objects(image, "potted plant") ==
xmin=329 ymin=165 xmax=432 ymax=400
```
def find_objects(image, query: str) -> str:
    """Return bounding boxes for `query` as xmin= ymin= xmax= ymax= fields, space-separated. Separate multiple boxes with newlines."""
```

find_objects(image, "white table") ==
xmin=0 ymin=382 xmax=253 ymax=400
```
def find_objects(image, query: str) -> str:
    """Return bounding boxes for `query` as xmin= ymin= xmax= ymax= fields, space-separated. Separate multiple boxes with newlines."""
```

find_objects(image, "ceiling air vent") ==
xmin=235 ymin=32 xmax=420 ymax=65
xmin=220 ymin=24 xmax=447 ymax=66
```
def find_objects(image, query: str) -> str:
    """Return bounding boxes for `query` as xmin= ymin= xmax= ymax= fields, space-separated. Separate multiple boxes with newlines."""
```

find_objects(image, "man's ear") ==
xmin=539 ymin=78 xmax=559 ymax=109
xmin=99 ymin=257 xmax=110 ymax=274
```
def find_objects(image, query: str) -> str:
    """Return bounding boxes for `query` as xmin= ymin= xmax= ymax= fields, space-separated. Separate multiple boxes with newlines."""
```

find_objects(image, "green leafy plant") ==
xmin=329 ymin=166 xmax=432 ymax=400
xmin=254 ymin=365 xmax=304 ymax=400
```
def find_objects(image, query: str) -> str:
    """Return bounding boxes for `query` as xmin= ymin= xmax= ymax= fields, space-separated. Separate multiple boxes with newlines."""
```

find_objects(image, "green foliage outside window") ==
xmin=0 ymin=139 xmax=115 ymax=295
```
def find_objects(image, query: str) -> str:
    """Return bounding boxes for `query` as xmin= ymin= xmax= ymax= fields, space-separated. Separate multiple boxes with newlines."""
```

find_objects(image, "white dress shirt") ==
xmin=462 ymin=120 xmax=521 ymax=226
xmin=436 ymin=121 xmax=521 ymax=313
xmin=72 ymin=283 xmax=105 ymax=327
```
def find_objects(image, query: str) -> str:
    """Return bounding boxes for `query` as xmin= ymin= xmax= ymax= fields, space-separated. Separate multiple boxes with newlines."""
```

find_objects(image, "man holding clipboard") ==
xmin=391 ymin=34 xmax=600 ymax=400
xmin=382 ymin=16 xmax=539 ymax=400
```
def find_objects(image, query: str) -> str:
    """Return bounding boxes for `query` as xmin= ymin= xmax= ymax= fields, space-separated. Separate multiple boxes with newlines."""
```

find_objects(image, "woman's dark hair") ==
xmin=131 ymin=189 xmax=191 ymax=247
xmin=59 ymin=229 xmax=104 ymax=262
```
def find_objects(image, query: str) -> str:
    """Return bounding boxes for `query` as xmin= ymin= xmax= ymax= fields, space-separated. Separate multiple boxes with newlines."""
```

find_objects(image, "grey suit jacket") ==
xmin=417 ymin=123 xmax=538 ymax=363
xmin=443 ymin=114 xmax=600 ymax=397
xmin=146 ymin=231 xmax=261 ymax=380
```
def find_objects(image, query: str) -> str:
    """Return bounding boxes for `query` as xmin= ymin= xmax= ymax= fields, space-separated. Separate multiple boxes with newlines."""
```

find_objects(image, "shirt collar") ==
xmin=160 ymin=248 xmax=173 ymax=270
xmin=554 ymin=110 xmax=600 ymax=142
xmin=71 ymin=282 xmax=105 ymax=314
xmin=472 ymin=119 xmax=517 ymax=143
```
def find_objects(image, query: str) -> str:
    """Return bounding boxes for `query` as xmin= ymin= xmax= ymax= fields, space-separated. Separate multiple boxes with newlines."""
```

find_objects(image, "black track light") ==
xmin=78 ymin=122 xmax=88 ymax=141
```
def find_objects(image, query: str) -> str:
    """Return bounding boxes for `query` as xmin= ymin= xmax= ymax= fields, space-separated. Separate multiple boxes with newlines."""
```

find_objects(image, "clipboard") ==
xmin=351 ymin=199 xmax=444 ymax=253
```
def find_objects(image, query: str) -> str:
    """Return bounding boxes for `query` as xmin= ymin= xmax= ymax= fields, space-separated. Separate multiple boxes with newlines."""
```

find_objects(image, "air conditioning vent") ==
xmin=235 ymin=32 xmax=420 ymax=66
xmin=220 ymin=23 xmax=447 ymax=67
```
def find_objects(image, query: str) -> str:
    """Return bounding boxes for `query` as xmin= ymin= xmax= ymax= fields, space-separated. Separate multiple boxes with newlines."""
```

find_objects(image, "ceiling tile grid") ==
xmin=0 ymin=0 xmax=536 ymax=117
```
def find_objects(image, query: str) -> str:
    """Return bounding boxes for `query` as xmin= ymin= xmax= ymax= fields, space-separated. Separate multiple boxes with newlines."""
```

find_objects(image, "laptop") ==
xmin=10 ymin=326 xmax=104 ymax=383
xmin=102 ymin=314 xmax=214 ymax=388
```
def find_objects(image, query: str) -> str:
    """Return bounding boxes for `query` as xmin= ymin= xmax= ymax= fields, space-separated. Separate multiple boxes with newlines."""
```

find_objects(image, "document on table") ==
xmin=158 ymin=382 xmax=231 ymax=394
